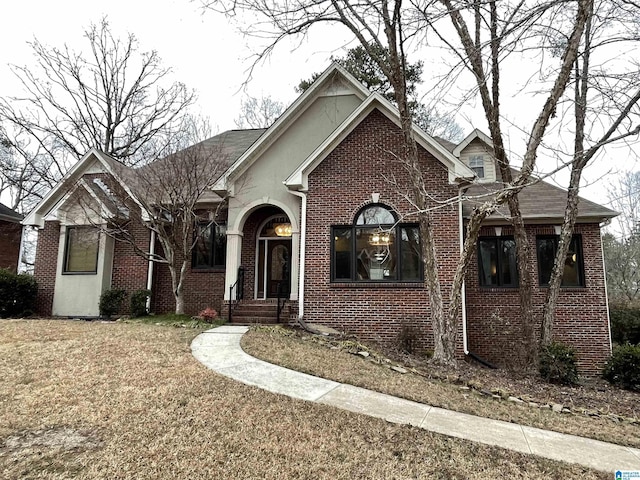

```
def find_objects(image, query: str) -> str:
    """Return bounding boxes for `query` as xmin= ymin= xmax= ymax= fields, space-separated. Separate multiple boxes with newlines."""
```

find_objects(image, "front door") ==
xmin=266 ymin=241 xmax=290 ymax=298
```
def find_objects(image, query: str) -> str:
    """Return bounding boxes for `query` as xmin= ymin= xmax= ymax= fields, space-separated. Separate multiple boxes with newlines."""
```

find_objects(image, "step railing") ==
xmin=276 ymin=279 xmax=290 ymax=323
xmin=228 ymin=267 xmax=245 ymax=323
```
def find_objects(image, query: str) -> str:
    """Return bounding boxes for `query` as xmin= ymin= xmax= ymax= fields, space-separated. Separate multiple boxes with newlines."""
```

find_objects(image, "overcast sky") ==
xmin=2 ymin=0 xmax=636 ymax=207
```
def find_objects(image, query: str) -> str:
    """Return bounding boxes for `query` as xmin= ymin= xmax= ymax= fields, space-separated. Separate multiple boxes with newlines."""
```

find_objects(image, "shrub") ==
xmin=198 ymin=307 xmax=218 ymax=324
xmin=609 ymin=307 xmax=640 ymax=345
xmin=99 ymin=288 xmax=127 ymax=318
xmin=603 ymin=344 xmax=640 ymax=391
xmin=0 ymin=269 xmax=38 ymax=318
xmin=539 ymin=341 xmax=579 ymax=385
xmin=130 ymin=289 xmax=152 ymax=317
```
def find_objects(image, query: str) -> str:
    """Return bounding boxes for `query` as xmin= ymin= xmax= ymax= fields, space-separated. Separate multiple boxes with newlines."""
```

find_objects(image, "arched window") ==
xmin=331 ymin=204 xmax=422 ymax=282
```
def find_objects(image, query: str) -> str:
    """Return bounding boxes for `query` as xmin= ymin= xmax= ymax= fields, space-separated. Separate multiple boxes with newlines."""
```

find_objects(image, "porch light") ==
xmin=274 ymin=223 xmax=292 ymax=237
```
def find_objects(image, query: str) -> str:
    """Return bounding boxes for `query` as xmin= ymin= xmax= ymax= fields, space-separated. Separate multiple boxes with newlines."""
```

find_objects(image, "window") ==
xmin=63 ymin=226 xmax=99 ymax=274
xmin=192 ymin=222 xmax=226 ymax=269
xmin=478 ymin=237 xmax=518 ymax=287
xmin=537 ymin=235 xmax=584 ymax=287
xmin=469 ymin=155 xmax=485 ymax=178
xmin=331 ymin=204 xmax=422 ymax=282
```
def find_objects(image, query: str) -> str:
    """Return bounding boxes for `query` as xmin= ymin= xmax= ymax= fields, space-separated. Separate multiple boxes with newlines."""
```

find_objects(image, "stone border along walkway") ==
xmin=191 ymin=325 xmax=640 ymax=473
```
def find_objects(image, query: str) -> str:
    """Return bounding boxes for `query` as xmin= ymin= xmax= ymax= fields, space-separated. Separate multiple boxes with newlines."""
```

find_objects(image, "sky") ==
xmin=1 ymin=0 xmax=637 ymax=210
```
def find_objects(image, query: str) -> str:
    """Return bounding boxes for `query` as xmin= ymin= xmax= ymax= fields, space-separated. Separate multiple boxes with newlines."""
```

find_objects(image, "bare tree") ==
xmin=235 ymin=95 xmax=285 ymax=129
xmin=78 ymin=117 xmax=228 ymax=314
xmin=540 ymin=0 xmax=640 ymax=344
xmin=0 ymin=18 xmax=196 ymax=213
xmin=203 ymin=0 xmax=590 ymax=366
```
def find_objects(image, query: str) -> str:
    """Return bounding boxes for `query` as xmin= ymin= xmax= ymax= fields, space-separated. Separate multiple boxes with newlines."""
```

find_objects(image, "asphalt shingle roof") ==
xmin=0 ymin=203 xmax=22 ymax=222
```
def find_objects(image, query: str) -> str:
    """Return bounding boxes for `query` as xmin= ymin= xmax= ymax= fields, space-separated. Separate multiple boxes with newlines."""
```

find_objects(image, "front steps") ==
xmin=228 ymin=299 xmax=281 ymax=324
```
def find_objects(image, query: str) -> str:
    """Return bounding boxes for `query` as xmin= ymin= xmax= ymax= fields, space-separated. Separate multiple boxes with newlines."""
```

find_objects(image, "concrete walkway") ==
xmin=191 ymin=325 xmax=640 ymax=473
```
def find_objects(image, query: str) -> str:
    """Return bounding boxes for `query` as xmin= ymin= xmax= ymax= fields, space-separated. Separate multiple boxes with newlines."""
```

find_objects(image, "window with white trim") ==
xmin=469 ymin=155 xmax=485 ymax=178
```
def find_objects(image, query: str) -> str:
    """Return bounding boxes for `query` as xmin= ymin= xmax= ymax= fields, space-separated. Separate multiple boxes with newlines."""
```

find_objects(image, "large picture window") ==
xmin=478 ymin=236 xmax=518 ymax=287
xmin=192 ymin=222 xmax=227 ymax=269
xmin=63 ymin=226 xmax=99 ymax=274
xmin=537 ymin=235 xmax=584 ymax=287
xmin=332 ymin=204 xmax=422 ymax=282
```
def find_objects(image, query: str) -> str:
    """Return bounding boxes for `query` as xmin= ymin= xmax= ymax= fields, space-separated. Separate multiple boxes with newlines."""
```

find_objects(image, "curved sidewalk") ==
xmin=191 ymin=325 xmax=640 ymax=473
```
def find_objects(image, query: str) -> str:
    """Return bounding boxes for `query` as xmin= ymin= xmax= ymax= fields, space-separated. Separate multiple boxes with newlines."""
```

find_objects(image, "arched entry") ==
xmin=256 ymin=214 xmax=292 ymax=299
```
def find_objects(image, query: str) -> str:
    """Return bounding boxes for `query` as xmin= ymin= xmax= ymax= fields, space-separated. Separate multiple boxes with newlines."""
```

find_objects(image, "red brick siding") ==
xmin=110 ymin=220 xmax=151 ymax=314
xmin=151 ymin=210 xmax=227 ymax=316
xmin=0 ymin=220 xmax=22 ymax=272
xmin=33 ymin=221 xmax=60 ymax=316
xmin=465 ymin=224 xmax=611 ymax=376
xmin=303 ymin=109 xmax=461 ymax=353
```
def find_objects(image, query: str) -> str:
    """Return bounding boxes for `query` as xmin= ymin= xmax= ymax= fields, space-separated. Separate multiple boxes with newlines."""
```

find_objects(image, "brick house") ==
xmin=23 ymin=64 xmax=616 ymax=374
xmin=0 ymin=203 xmax=23 ymax=272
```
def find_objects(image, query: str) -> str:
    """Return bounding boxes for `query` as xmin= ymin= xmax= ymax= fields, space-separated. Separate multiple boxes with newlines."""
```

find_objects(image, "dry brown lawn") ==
xmin=241 ymin=326 xmax=640 ymax=449
xmin=0 ymin=320 xmax=608 ymax=479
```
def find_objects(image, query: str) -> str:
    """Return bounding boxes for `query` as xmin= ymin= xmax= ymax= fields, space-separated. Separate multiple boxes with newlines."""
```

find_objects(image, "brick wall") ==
xmin=465 ymin=224 xmax=611 ymax=376
xmin=303 ymin=109 xmax=461 ymax=353
xmin=0 ymin=220 xmax=22 ymax=272
xmin=151 ymin=209 xmax=227 ymax=316
xmin=110 ymin=219 xmax=151 ymax=314
xmin=33 ymin=221 xmax=60 ymax=316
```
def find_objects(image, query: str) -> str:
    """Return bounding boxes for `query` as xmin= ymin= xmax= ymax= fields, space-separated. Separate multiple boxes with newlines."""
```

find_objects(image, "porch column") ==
xmin=224 ymin=230 xmax=243 ymax=301
xmin=289 ymin=230 xmax=300 ymax=301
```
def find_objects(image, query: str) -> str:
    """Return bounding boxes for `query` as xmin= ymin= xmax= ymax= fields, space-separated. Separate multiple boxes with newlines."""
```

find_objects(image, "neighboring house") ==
xmin=23 ymin=64 xmax=616 ymax=375
xmin=0 ymin=203 xmax=23 ymax=272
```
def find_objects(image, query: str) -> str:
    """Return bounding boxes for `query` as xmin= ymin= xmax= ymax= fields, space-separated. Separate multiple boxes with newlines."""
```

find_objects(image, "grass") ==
xmin=0 ymin=319 xmax=609 ymax=479
xmin=241 ymin=326 xmax=640 ymax=449
xmin=122 ymin=312 xmax=225 ymax=329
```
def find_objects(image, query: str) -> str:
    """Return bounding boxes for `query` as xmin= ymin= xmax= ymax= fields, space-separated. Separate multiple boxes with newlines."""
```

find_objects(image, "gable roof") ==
xmin=285 ymin=92 xmax=476 ymax=191
xmin=0 ymin=203 xmax=22 ymax=223
xmin=22 ymin=149 xmax=133 ymax=228
xmin=212 ymin=62 xmax=371 ymax=193
xmin=453 ymin=128 xmax=494 ymax=156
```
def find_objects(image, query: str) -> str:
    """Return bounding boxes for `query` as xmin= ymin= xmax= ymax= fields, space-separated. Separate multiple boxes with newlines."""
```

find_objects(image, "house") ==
xmin=0 ymin=203 xmax=23 ymax=272
xmin=23 ymin=64 xmax=616 ymax=375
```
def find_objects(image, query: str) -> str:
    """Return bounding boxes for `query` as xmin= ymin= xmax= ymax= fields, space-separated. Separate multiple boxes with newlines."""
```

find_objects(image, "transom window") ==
xmin=477 ymin=236 xmax=518 ymax=287
xmin=332 ymin=204 xmax=422 ymax=282
xmin=537 ymin=235 xmax=584 ymax=287
xmin=63 ymin=226 xmax=99 ymax=274
xmin=192 ymin=222 xmax=227 ymax=269
xmin=469 ymin=155 xmax=485 ymax=178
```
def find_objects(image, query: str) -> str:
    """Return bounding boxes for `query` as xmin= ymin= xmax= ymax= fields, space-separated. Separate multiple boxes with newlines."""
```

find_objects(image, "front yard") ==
xmin=0 ymin=320 xmax=613 ymax=479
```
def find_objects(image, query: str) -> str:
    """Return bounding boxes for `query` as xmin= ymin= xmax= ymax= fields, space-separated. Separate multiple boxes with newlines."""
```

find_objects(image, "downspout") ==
xmin=146 ymin=229 xmax=156 ymax=312
xmin=600 ymin=224 xmax=613 ymax=353
xmin=459 ymin=189 xmax=469 ymax=355
xmin=290 ymin=190 xmax=307 ymax=320
xmin=17 ymin=224 xmax=26 ymax=273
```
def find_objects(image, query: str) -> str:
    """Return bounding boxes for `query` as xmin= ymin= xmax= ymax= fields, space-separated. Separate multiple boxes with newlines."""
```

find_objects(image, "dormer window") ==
xmin=470 ymin=155 xmax=485 ymax=178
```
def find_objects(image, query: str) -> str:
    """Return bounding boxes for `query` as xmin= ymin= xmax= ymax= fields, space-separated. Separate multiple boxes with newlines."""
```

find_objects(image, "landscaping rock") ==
xmin=528 ymin=402 xmax=539 ymax=408
xmin=492 ymin=394 xmax=501 ymax=400
xmin=459 ymin=386 xmax=470 ymax=391
xmin=357 ymin=351 xmax=370 ymax=358
xmin=508 ymin=396 xmax=524 ymax=404
xmin=561 ymin=408 xmax=572 ymax=414
xmin=552 ymin=404 xmax=563 ymax=413
xmin=540 ymin=404 xmax=551 ymax=410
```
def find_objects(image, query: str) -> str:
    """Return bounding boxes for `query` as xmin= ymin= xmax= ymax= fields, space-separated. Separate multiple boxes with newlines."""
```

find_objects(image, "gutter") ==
xmin=146 ymin=229 xmax=156 ymax=311
xmin=459 ymin=189 xmax=469 ymax=355
xmin=289 ymin=190 xmax=307 ymax=319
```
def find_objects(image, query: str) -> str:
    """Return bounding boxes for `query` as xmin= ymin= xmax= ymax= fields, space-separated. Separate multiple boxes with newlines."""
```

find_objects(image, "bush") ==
xmin=609 ymin=307 xmax=640 ymax=345
xmin=197 ymin=307 xmax=218 ymax=324
xmin=0 ymin=269 xmax=38 ymax=318
xmin=603 ymin=344 xmax=640 ymax=391
xmin=130 ymin=289 xmax=152 ymax=317
xmin=539 ymin=341 xmax=579 ymax=385
xmin=99 ymin=288 xmax=127 ymax=318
